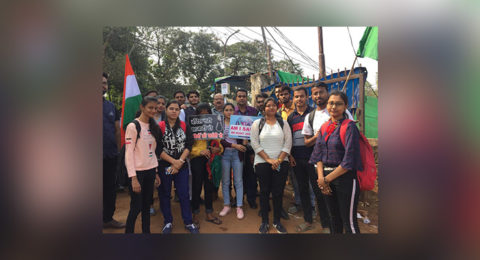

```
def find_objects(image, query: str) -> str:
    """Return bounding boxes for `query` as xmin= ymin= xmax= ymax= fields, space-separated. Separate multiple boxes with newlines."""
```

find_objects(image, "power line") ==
xmin=264 ymin=27 xmax=302 ymax=75
xmin=272 ymin=27 xmax=320 ymax=69
xmin=223 ymin=27 xmax=322 ymax=72
xmin=347 ymin=27 xmax=361 ymax=67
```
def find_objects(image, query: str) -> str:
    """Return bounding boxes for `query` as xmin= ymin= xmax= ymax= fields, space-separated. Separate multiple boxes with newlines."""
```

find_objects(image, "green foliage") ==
xmin=103 ymin=27 xmax=304 ymax=107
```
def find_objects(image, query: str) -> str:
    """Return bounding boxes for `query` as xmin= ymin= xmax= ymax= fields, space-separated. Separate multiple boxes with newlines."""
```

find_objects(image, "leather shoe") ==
xmin=103 ymin=219 xmax=126 ymax=229
xmin=248 ymin=201 xmax=258 ymax=209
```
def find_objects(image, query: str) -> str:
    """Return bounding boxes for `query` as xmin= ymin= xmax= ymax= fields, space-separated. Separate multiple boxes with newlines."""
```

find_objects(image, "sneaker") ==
xmin=162 ymin=223 xmax=173 ymax=234
xmin=219 ymin=206 xmax=231 ymax=217
xmin=236 ymin=207 xmax=244 ymax=219
xmin=185 ymin=224 xmax=199 ymax=234
xmin=259 ymin=223 xmax=269 ymax=234
xmin=273 ymin=223 xmax=287 ymax=234
xmin=103 ymin=219 xmax=126 ymax=229
xmin=288 ymin=205 xmax=300 ymax=214
xmin=150 ymin=207 xmax=156 ymax=216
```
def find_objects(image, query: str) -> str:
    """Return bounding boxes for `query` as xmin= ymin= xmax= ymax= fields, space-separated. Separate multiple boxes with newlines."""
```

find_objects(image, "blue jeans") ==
xmin=222 ymin=148 xmax=243 ymax=207
xmin=158 ymin=166 xmax=193 ymax=225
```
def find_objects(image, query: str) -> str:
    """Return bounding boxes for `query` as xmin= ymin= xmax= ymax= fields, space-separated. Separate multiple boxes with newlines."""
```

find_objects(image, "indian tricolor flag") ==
xmin=120 ymin=54 xmax=142 ymax=145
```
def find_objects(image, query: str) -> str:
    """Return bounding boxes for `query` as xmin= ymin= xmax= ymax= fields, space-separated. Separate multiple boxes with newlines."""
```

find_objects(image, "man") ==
xmin=234 ymin=89 xmax=258 ymax=209
xmin=210 ymin=93 xmax=224 ymax=201
xmin=184 ymin=90 xmax=200 ymax=125
xmin=174 ymin=90 xmax=187 ymax=121
xmin=278 ymin=85 xmax=295 ymax=120
xmin=287 ymin=87 xmax=319 ymax=232
xmin=277 ymin=84 xmax=301 ymax=218
xmin=145 ymin=90 xmax=159 ymax=97
xmin=302 ymin=82 xmax=353 ymax=232
xmin=212 ymin=93 xmax=224 ymax=115
xmin=274 ymin=84 xmax=284 ymax=109
xmin=254 ymin=93 xmax=268 ymax=117
xmin=102 ymin=73 xmax=125 ymax=229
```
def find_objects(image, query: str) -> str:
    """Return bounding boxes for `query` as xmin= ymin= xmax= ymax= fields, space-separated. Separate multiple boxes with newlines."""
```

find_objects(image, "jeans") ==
xmin=190 ymin=156 xmax=214 ymax=214
xmin=291 ymin=167 xmax=316 ymax=208
xmin=255 ymin=161 xmax=289 ymax=224
xmin=293 ymin=158 xmax=330 ymax=226
xmin=125 ymin=168 xmax=155 ymax=233
xmin=158 ymin=166 xmax=193 ymax=225
xmin=323 ymin=170 xmax=360 ymax=234
xmin=222 ymin=148 xmax=243 ymax=207
xmin=103 ymin=156 xmax=117 ymax=223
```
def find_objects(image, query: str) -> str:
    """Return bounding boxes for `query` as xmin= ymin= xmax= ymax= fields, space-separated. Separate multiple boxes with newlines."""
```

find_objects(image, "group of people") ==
xmin=103 ymin=72 xmax=364 ymax=234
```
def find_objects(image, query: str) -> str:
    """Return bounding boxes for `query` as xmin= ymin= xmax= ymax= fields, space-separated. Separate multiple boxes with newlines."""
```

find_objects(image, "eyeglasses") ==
xmin=327 ymin=101 xmax=345 ymax=107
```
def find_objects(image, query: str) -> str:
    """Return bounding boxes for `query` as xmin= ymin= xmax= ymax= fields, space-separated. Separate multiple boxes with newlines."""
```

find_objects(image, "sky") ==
xmin=182 ymin=26 xmax=378 ymax=90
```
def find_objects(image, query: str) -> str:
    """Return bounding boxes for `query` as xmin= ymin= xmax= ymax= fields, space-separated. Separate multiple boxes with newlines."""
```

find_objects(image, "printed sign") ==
xmin=189 ymin=114 xmax=225 ymax=140
xmin=228 ymin=115 xmax=261 ymax=139
xmin=221 ymin=83 xmax=230 ymax=94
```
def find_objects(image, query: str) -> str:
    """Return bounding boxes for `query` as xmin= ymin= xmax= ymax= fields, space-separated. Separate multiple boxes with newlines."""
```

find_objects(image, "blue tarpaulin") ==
xmin=262 ymin=67 xmax=367 ymax=111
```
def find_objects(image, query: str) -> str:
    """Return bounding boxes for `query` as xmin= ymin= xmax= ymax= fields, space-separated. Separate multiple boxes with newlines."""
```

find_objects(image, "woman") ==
xmin=154 ymin=95 xmax=166 ymax=123
xmin=157 ymin=100 xmax=199 ymax=234
xmin=219 ymin=103 xmax=247 ymax=219
xmin=250 ymin=97 xmax=292 ymax=234
xmin=150 ymin=95 xmax=167 ymax=216
xmin=190 ymin=103 xmax=223 ymax=226
xmin=309 ymin=91 xmax=363 ymax=234
xmin=124 ymin=96 xmax=162 ymax=233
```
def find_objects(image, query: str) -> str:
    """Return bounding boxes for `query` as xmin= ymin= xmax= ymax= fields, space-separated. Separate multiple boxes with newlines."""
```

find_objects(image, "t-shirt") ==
xmin=250 ymin=118 xmax=292 ymax=166
xmin=125 ymin=120 xmax=158 ymax=177
xmin=287 ymin=106 xmax=313 ymax=159
xmin=302 ymin=108 xmax=354 ymax=137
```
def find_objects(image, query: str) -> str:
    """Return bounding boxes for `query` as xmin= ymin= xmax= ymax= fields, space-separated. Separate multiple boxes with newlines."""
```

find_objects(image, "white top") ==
xmin=302 ymin=108 xmax=354 ymax=136
xmin=250 ymin=118 xmax=292 ymax=166
xmin=179 ymin=109 xmax=185 ymax=122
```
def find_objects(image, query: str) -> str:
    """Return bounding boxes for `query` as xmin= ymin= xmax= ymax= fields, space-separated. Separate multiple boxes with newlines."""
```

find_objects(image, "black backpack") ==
xmin=258 ymin=114 xmax=284 ymax=134
xmin=116 ymin=120 xmax=141 ymax=187
xmin=308 ymin=109 xmax=317 ymax=130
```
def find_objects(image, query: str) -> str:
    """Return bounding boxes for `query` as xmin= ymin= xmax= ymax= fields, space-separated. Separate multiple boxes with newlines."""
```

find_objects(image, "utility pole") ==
xmin=261 ymin=27 xmax=274 ymax=84
xmin=318 ymin=27 xmax=326 ymax=79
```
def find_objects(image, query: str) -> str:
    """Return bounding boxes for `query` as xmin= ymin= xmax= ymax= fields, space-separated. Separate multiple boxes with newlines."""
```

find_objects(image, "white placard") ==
xmin=221 ymin=83 xmax=230 ymax=94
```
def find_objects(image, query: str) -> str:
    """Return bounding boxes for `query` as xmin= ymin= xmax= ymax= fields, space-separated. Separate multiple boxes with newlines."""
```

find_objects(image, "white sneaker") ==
xmin=219 ymin=206 xmax=231 ymax=217
xmin=236 ymin=207 xmax=244 ymax=219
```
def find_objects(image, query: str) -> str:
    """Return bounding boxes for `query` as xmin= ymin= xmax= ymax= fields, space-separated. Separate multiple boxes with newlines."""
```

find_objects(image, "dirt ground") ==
xmin=103 ymin=180 xmax=378 ymax=234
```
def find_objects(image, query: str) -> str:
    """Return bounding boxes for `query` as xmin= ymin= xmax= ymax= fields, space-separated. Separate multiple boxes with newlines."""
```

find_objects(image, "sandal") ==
xmin=205 ymin=216 xmax=222 ymax=225
xmin=295 ymin=222 xmax=314 ymax=233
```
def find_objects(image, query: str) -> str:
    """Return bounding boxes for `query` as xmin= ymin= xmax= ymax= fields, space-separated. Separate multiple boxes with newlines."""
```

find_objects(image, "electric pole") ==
xmin=261 ymin=27 xmax=274 ymax=84
xmin=318 ymin=27 xmax=326 ymax=79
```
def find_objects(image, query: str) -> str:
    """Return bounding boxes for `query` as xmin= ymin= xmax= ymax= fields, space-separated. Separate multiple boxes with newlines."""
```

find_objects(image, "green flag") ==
xmin=357 ymin=27 xmax=378 ymax=60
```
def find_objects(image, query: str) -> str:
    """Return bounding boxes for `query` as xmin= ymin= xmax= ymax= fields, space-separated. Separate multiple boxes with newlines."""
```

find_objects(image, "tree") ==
xmin=273 ymin=59 xmax=303 ymax=75
xmin=103 ymin=26 xmax=154 ymax=109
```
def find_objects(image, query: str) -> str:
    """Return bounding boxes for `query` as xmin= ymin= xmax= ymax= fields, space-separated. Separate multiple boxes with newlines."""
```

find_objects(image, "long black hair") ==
xmin=138 ymin=96 xmax=161 ymax=142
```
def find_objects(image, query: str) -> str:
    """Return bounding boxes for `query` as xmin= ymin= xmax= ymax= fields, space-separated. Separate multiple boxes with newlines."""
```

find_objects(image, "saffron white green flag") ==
xmin=120 ymin=54 xmax=142 ymax=145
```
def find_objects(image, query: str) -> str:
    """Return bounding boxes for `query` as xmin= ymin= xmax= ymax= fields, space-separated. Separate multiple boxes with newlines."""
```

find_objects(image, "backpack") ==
xmin=258 ymin=115 xmax=284 ymax=134
xmin=308 ymin=109 xmax=317 ymax=130
xmin=158 ymin=120 xmax=186 ymax=135
xmin=116 ymin=120 xmax=141 ymax=187
xmin=320 ymin=119 xmax=377 ymax=191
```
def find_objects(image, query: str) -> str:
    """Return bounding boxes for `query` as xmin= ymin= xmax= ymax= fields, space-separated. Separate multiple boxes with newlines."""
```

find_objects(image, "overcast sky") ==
xmin=182 ymin=26 xmax=378 ymax=89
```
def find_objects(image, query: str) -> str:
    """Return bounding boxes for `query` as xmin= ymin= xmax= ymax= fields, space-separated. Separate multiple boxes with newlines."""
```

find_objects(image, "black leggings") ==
xmin=191 ymin=156 xmax=214 ymax=214
xmin=324 ymin=170 xmax=360 ymax=234
xmin=125 ymin=169 xmax=156 ymax=233
xmin=255 ymin=161 xmax=289 ymax=224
